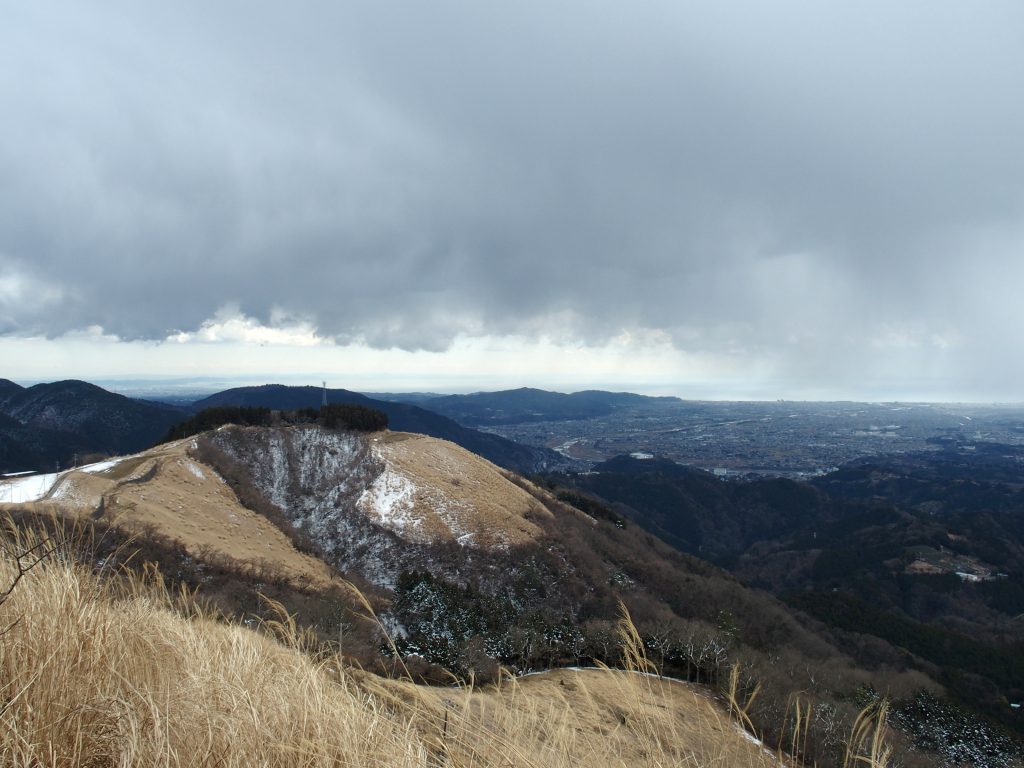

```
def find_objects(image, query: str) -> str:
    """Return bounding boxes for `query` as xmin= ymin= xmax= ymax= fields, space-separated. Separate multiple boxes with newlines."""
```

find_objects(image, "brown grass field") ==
xmin=4 ymin=439 xmax=336 ymax=587
xmin=0 ymin=520 xmax=824 ymax=767
xmin=364 ymin=432 xmax=553 ymax=548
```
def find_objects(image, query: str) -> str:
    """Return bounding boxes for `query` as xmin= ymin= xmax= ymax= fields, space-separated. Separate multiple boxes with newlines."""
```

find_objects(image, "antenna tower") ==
xmin=322 ymin=381 xmax=327 ymax=408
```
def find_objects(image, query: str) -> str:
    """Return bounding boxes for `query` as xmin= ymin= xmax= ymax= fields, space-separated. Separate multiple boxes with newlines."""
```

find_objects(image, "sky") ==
xmin=2 ymin=2 xmax=1023 ymax=400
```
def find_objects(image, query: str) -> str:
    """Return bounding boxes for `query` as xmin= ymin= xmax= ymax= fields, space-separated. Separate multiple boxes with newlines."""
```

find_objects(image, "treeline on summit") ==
xmin=163 ymin=403 xmax=388 ymax=442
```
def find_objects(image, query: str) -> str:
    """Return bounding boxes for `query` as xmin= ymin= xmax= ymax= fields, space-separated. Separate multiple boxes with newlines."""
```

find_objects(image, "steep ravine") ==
xmin=203 ymin=425 xmax=547 ymax=588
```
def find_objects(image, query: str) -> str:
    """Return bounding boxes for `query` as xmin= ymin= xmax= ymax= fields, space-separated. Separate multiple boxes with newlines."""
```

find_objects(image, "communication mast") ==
xmin=322 ymin=381 xmax=327 ymax=408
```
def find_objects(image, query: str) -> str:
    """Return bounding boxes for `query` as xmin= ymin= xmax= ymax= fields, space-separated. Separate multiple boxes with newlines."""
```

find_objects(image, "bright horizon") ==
xmin=4 ymin=331 xmax=1020 ymax=404
xmin=1 ymin=313 xmax=1020 ymax=403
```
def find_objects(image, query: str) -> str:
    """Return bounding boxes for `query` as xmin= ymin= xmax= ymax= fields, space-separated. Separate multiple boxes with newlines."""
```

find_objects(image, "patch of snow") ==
xmin=47 ymin=476 xmax=95 ymax=508
xmin=0 ymin=472 xmax=61 ymax=503
xmin=359 ymin=466 xmax=420 ymax=535
xmin=517 ymin=666 xmax=694 ymax=686
xmin=184 ymin=460 xmax=206 ymax=480
xmin=49 ymin=479 xmax=71 ymax=499
xmin=737 ymin=727 xmax=762 ymax=745
xmin=49 ymin=476 xmax=81 ymax=502
xmin=80 ymin=458 xmax=124 ymax=474
xmin=735 ymin=724 xmax=781 ymax=762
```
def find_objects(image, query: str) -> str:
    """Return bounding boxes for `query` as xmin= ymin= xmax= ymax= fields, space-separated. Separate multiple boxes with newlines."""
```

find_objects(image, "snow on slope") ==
xmin=358 ymin=465 xmax=420 ymax=537
xmin=4 ymin=425 xmax=558 ymax=590
xmin=80 ymin=458 xmax=125 ymax=474
xmin=5 ymin=438 xmax=337 ymax=586
xmin=0 ymin=457 xmax=129 ymax=504
xmin=0 ymin=472 xmax=61 ymax=503
xmin=208 ymin=424 xmax=405 ymax=585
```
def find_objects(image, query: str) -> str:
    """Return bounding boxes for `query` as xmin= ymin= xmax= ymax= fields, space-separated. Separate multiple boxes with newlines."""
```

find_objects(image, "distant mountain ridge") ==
xmin=390 ymin=386 xmax=680 ymax=427
xmin=0 ymin=380 xmax=571 ymax=476
xmin=192 ymin=384 xmax=566 ymax=474
xmin=0 ymin=379 xmax=185 ymax=473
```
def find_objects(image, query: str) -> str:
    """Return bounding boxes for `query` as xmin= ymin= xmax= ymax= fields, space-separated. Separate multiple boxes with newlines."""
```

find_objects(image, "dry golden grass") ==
xmin=367 ymin=432 xmax=550 ymax=548
xmin=379 ymin=668 xmax=785 ymax=767
xmin=0 ymin=523 xmax=801 ymax=768
xmin=0 ymin=526 xmax=425 ymax=767
xmin=3 ymin=439 xmax=336 ymax=587
xmin=0 ymin=437 xmax=899 ymax=768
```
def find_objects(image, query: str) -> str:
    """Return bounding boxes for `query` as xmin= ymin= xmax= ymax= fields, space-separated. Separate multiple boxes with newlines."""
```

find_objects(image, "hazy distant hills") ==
xmin=566 ymin=454 xmax=833 ymax=559
xmin=547 ymin=447 xmax=1024 ymax=734
xmin=0 ymin=380 xmax=571 ymax=475
xmin=388 ymin=386 xmax=679 ymax=426
xmin=0 ymin=379 xmax=184 ymax=472
xmin=193 ymin=384 xmax=565 ymax=474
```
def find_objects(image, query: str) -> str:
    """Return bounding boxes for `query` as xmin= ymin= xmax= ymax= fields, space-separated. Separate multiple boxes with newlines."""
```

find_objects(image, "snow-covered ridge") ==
xmin=0 ymin=456 xmax=129 ymax=504
xmin=0 ymin=472 xmax=61 ymax=504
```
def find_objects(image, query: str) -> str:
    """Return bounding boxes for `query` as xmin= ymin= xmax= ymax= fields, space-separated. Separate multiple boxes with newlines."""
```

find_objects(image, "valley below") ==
xmin=407 ymin=393 xmax=1024 ymax=478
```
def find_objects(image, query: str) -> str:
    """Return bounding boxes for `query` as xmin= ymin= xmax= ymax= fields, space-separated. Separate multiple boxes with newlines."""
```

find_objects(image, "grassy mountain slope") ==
xmin=0 ymin=531 xmax=800 ymax=767
xmin=31 ymin=436 xmax=337 ymax=586
xmin=3 ymin=422 xmax=947 ymax=766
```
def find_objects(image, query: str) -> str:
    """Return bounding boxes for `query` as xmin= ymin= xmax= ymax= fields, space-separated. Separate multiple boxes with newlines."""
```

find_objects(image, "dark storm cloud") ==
xmin=2 ymin=1 xmax=1024 ymax=394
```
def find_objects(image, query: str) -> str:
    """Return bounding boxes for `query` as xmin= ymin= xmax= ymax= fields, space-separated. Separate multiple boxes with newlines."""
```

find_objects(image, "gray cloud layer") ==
xmin=2 ymin=2 xmax=1024 ymax=395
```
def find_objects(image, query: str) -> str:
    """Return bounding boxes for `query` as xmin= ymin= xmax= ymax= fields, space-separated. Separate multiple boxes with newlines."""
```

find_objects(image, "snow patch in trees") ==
xmin=358 ymin=465 xmax=421 ymax=536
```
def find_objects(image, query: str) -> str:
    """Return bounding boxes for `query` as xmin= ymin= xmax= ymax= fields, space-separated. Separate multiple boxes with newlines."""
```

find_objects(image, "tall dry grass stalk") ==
xmin=842 ymin=700 xmax=893 ymax=768
xmin=723 ymin=664 xmax=895 ymax=768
